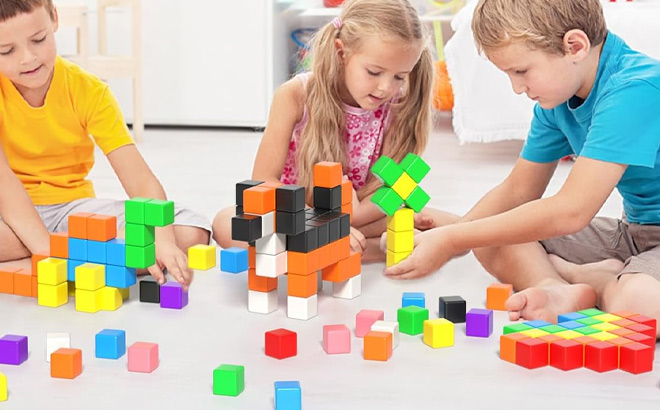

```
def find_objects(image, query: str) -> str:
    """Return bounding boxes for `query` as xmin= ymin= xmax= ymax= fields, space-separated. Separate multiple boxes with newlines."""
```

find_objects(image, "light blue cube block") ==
xmin=107 ymin=238 xmax=126 ymax=266
xmin=220 ymin=247 xmax=248 ymax=273
xmin=106 ymin=265 xmax=137 ymax=289
xmin=402 ymin=292 xmax=425 ymax=308
xmin=275 ymin=381 xmax=301 ymax=410
xmin=87 ymin=240 xmax=107 ymax=264
xmin=95 ymin=329 xmax=126 ymax=359
xmin=68 ymin=238 xmax=87 ymax=261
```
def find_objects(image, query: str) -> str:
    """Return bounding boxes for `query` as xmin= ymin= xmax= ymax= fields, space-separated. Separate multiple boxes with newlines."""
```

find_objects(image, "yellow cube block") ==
xmin=37 ymin=258 xmax=67 ymax=285
xmin=391 ymin=173 xmax=417 ymax=200
xmin=75 ymin=263 xmax=105 ymax=291
xmin=590 ymin=331 xmax=617 ymax=341
xmin=188 ymin=244 xmax=217 ymax=270
xmin=0 ymin=371 xmax=6 ymax=402
xmin=555 ymin=330 xmax=583 ymax=340
xmin=37 ymin=282 xmax=68 ymax=307
xmin=386 ymin=250 xmax=410 ymax=267
xmin=118 ymin=287 xmax=130 ymax=300
xmin=591 ymin=322 xmax=620 ymax=332
xmin=386 ymin=229 xmax=414 ymax=253
xmin=592 ymin=313 xmax=621 ymax=323
xmin=99 ymin=287 xmax=123 ymax=311
xmin=423 ymin=318 xmax=454 ymax=348
xmin=67 ymin=281 xmax=75 ymax=296
xmin=387 ymin=208 xmax=414 ymax=231
xmin=75 ymin=288 xmax=101 ymax=313
xmin=520 ymin=328 xmax=550 ymax=338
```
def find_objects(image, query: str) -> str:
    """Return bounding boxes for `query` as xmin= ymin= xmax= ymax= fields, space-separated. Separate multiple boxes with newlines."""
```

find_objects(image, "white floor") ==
xmin=1 ymin=117 xmax=658 ymax=410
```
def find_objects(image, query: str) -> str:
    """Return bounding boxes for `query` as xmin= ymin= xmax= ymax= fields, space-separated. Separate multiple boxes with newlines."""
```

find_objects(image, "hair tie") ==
xmin=332 ymin=17 xmax=342 ymax=30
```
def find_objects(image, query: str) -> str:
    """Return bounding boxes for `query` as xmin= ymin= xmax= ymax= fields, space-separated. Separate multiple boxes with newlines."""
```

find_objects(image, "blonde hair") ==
xmin=0 ymin=0 xmax=55 ymax=22
xmin=472 ymin=0 xmax=607 ymax=55
xmin=297 ymin=0 xmax=433 ymax=200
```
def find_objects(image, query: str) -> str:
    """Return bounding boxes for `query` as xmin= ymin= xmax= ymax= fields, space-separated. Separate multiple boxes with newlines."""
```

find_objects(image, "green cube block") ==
xmin=538 ymin=325 xmax=566 ymax=334
xmin=399 ymin=153 xmax=430 ymax=183
xmin=503 ymin=323 xmax=534 ymax=334
xmin=398 ymin=305 xmax=429 ymax=335
xmin=125 ymin=223 xmax=155 ymax=247
xmin=125 ymin=197 xmax=151 ymax=224
xmin=213 ymin=364 xmax=245 ymax=397
xmin=371 ymin=156 xmax=403 ymax=187
xmin=576 ymin=317 xmax=603 ymax=326
xmin=372 ymin=187 xmax=404 ymax=216
xmin=126 ymin=244 xmax=156 ymax=269
xmin=404 ymin=186 xmax=430 ymax=213
xmin=145 ymin=199 xmax=175 ymax=227
xmin=577 ymin=308 xmax=605 ymax=317
xmin=573 ymin=326 xmax=601 ymax=336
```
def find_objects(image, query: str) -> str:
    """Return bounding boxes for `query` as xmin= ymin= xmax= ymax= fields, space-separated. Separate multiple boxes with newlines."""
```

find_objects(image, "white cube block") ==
xmin=255 ymin=233 xmax=286 ymax=255
xmin=371 ymin=320 xmax=400 ymax=349
xmin=332 ymin=275 xmax=361 ymax=299
xmin=260 ymin=211 xmax=275 ymax=238
xmin=287 ymin=294 xmax=318 ymax=320
xmin=255 ymin=252 xmax=287 ymax=278
xmin=46 ymin=332 xmax=71 ymax=362
xmin=248 ymin=289 xmax=278 ymax=314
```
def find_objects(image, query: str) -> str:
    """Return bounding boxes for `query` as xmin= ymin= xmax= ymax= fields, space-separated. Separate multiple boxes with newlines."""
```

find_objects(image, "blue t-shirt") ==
xmin=522 ymin=32 xmax=660 ymax=224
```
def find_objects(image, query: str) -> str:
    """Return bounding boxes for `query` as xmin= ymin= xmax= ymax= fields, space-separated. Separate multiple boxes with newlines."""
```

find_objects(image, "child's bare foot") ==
xmin=505 ymin=281 xmax=597 ymax=323
xmin=548 ymin=254 xmax=623 ymax=284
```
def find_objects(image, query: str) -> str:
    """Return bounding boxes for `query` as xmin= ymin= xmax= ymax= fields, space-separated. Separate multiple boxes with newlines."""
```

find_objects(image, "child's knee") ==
xmin=174 ymin=225 xmax=210 ymax=250
xmin=602 ymin=273 xmax=660 ymax=311
xmin=211 ymin=207 xmax=236 ymax=248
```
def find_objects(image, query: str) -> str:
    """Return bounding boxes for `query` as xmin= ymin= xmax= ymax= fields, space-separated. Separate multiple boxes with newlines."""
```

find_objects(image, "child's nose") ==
xmin=20 ymin=47 xmax=37 ymax=65
xmin=511 ymin=80 xmax=527 ymax=95
xmin=378 ymin=77 xmax=395 ymax=94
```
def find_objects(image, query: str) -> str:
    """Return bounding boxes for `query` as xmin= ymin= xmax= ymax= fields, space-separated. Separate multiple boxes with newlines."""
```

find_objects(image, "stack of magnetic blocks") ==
xmin=500 ymin=308 xmax=657 ymax=374
xmin=231 ymin=162 xmax=361 ymax=320
xmin=370 ymin=154 xmax=431 ymax=266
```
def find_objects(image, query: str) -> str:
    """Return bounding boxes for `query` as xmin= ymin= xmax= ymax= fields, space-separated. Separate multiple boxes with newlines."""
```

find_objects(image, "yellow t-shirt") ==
xmin=0 ymin=56 xmax=134 ymax=205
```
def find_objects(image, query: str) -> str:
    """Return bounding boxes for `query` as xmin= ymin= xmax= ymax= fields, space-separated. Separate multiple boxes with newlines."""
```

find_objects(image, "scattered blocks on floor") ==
xmin=0 ymin=335 xmax=28 ymax=365
xmin=275 ymin=381 xmax=301 ymax=410
xmin=370 ymin=321 xmax=400 ymax=349
xmin=139 ymin=277 xmax=160 ymax=303
xmin=50 ymin=348 xmax=82 ymax=379
xmin=160 ymin=282 xmax=189 ymax=309
xmin=438 ymin=296 xmax=466 ymax=323
xmin=355 ymin=310 xmax=385 ymax=337
xmin=220 ymin=247 xmax=249 ymax=273
xmin=127 ymin=342 xmax=159 ymax=373
xmin=95 ymin=329 xmax=126 ymax=359
xmin=402 ymin=292 xmax=425 ymax=308
xmin=397 ymin=305 xmax=429 ymax=335
xmin=213 ymin=364 xmax=245 ymax=397
xmin=188 ymin=244 xmax=217 ymax=270
xmin=265 ymin=329 xmax=297 ymax=360
xmin=620 ymin=342 xmax=654 ymax=374
xmin=363 ymin=331 xmax=393 ymax=361
xmin=46 ymin=333 xmax=70 ymax=362
xmin=323 ymin=324 xmax=351 ymax=354
xmin=423 ymin=318 xmax=455 ymax=348
xmin=466 ymin=308 xmax=493 ymax=338
xmin=486 ymin=283 xmax=513 ymax=311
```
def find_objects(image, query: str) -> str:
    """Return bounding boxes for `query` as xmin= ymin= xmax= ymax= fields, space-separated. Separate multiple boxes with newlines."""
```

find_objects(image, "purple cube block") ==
xmin=160 ymin=282 xmax=188 ymax=309
xmin=0 ymin=334 xmax=28 ymax=365
xmin=466 ymin=308 xmax=493 ymax=337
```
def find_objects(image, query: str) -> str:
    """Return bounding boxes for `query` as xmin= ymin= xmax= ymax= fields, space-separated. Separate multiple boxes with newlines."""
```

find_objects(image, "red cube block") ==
xmin=623 ymin=332 xmax=656 ymax=348
xmin=620 ymin=342 xmax=654 ymax=374
xmin=265 ymin=328 xmax=297 ymax=360
xmin=584 ymin=341 xmax=618 ymax=372
xmin=550 ymin=339 xmax=583 ymax=371
xmin=516 ymin=338 xmax=548 ymax=369
xmin=627 ymin=314 xmax=657 ymax=334
xmin=626 ymin=323 xmax=656 ymax=339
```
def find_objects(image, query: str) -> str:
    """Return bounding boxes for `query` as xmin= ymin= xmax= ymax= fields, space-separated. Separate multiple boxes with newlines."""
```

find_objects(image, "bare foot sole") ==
xmin=548 ymin=254 xmax=624 ymax=284
xmin=505 ymin=283 xmax=597 ymax=322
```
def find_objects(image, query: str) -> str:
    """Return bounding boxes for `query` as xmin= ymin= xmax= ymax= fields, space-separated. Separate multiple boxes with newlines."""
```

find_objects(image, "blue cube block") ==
xmin=68 ymin=238 xmax=87 ymax=261
xmin=0 ymin=334 xmax=28 ymax=365
xmin=95 ymin=329 xmax=126 ymax=359
xmin=524 ymin=320 xmax=552 ymax=328
xmin=67 ymin=259 xmax=86 ymax=282
xmin=106 ymin=265 xmax=137 ymax=288
xmin=275 ymin=381 xmax=301 ymax=410
xmin=220 ymin=247 xmax=248 ymax=273
xmin=402 ymin=292 xmax=425 ymax=308
xmin=558 ymin=312 xmax=588 ymax=322
xmin=465 ymin=308 xmax=493 ymax=338
xmin=107 ymin=238 xmax=126 ymax=266
xmin=87 ymin=240 xmax=107 ymax=264
xmin=557 ymin=320 xmax=584 ymax=330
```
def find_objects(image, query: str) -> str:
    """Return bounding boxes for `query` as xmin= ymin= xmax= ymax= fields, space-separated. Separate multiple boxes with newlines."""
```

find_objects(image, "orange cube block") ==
xmin=486 ymin=283 xmax=513 ymax=311
xmin=287 ymin=251 xmax=319 ymax=275
xmin=341 ymin=203 xmax=353 ymax=220
xmin=500 ymin=333 xmax=529 ymax=363
xmin=0 ymin=267 xmax=20 ymax=294
xmin=313 ymin=162 xmax=342 ymax=188
xmin=13 ymin=269 xmax=32 ymax=297
xmin=50 ymin=232 xmax=69 ymax=259
xmin=31 ymin=276 xmax=38 ymax=298
xmin=31 ymin=251 xmax=49 ymax=277
xmin=51 ymin=348 xmax=82 ymax=379
xmin=322 ymin=252 xmax=361 ymax=282
xmin=363 ymin=331 xmax=392 ymax=361
xmin=248 ymin=245 xmax=256 ymax=268
xmin=248 ymin=268 xmax=278 ymax=292
xmin=288 ymin=272 xmax=318 ymax=298
xmin=243 ymin=186 xmax=276 ymax=215
xmin=87 ymin=215 xmax=117 ymax=242
xmin=261 ymin=181 xmax=284 ymax=189
xmin=341 ymin=180 xmax=352 ymax=205
xmin=315 ymin=245 xmax=330 ymax=270
xmin=68 ymin=212 xmax=95 ymax=239
xmin=328 ymin=236 xmax=350 ymax=265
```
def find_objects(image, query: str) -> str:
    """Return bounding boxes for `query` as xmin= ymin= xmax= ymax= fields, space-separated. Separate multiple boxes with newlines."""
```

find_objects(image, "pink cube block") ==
xmin=127 ymin=342 xmax=159 ymax=373
xmin=355 ymin=310 xmax=384 ymax=338
xmin=323 ymin=324 xmax=351 ymax=354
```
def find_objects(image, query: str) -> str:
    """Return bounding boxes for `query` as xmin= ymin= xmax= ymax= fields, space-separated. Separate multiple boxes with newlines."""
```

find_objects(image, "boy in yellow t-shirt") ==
xmin=0 ymin=0 xmax=210 ymax=288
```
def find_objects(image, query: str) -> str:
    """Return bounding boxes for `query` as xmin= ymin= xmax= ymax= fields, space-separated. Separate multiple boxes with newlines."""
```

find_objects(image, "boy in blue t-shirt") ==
xmin=384 ymin=0 xmax=660 ymax=337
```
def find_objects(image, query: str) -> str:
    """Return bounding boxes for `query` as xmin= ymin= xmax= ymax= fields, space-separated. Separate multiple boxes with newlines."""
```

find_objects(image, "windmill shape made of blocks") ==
xmin=230 ymin=162 xmax=361 ymax=320
xmin=370 ymin=153 xmax=431 ymax=267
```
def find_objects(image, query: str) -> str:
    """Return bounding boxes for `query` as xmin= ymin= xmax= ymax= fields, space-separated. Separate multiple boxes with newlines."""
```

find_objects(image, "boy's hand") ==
xmin=349 ymin=227 xmax=367 ymax=254
xmin=383 ymin=228 xmax=454 ymax=280
xmin=149 ymin=240 xmax=193 ymax=290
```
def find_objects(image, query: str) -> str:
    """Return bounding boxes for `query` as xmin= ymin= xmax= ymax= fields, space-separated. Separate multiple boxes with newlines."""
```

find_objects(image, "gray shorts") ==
xmin=541 ymin=217 xmax=660 ymax=281
xmin=1 ymin=198 xmax=211 ymax=235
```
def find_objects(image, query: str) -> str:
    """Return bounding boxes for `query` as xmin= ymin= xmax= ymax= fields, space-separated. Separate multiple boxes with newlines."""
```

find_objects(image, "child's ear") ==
xmin=563 ymin=29 xmax=590 ymax=62
xmin=334 ymin=38 xmax=345 ymax=64
xmin=51 ymin=6 xmax=59 ymax=32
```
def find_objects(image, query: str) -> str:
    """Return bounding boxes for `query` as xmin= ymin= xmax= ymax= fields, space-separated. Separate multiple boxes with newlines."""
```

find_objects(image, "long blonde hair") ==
xmin=297 ymin=0 xmax=433 ymax=200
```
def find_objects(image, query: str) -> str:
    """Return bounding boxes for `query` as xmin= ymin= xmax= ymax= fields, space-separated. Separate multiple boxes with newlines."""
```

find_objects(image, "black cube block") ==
xmin=276 ymin=185 xmax=306 ymax=212
xmin=235 ymin=180 xmax=263 ymax=206
xmin=276 ymin=210 xmax=306 ymax=236
xmin=287 ymin=224 xmax=319 ymax=253
xmin=313 ymin=186 xmax=342 ymax=210
xmin=315 ymin=212 xmax=341 ymax=242
xmin=139 ymin=277 xmax=160 ymax=303
xmin=231 ymin=214 xmax=262 ymax=242
xmin=306 ymin=219 xmax=329 ymax=247
xmin=439 ymin=296 xmax=466 ymax=323
xmin=305 ymin=208 xmax=328 ymax=220
xmin=338 ymin=213 xmax=350 ymax=238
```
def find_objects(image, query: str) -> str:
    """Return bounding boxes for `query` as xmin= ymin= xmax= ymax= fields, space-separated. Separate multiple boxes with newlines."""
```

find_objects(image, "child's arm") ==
xmin=106 ymin=145 xmax=191 ymax=288
xmin=385 ymin=156 xmax=626 ymax=278
xmin=0 ymin=147 xmax=50 ymax=255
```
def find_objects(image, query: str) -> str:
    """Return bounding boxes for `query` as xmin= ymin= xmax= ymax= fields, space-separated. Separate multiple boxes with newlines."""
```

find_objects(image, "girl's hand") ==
xmin=382 ymin=227 xmax=454 ymax=280
xmin=414 ymin=212 xmax=435 ymax=231
xmin=349 ymin=227 xmax=367 ymax=254
xmin=148 ymin=240 xmax=193 ymax=290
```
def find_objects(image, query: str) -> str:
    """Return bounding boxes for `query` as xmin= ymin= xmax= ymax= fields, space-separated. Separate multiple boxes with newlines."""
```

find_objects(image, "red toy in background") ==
xmin=324 ymin=0 xmax=345 ymax=6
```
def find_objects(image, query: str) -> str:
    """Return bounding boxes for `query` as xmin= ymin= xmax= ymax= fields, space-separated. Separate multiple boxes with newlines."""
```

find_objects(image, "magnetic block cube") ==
xmin=371 ymin=156 xmax=404 ymax=186
xmin=105 ymin=265 xmax=137 ymax=289
xmin=287 ymin=294 xmax=318 ymax=320
xmin=231 ymin=214 xmax=262 ymax=242
xmin=386 ymin=229 xmax=414 ymax=253
xmin=287 ymin=272 xmax=317 ymax=298
xmin=402 ymin=292 xmax=425 ymax=308
xmin=578 ymin=308 xmax=605 ymax=317
xmin=370 ymin=320 xmax=400 ymax=349
xmin=371 ymin=186 xmax=403 ymax=216
xmin=236 ymin=180 xmax=264 ymax=206
xmin=75 ymin=263 xmax=105 ymax=290
xmin=243 ymin=186 xmax=276 ymax=215
xmin=125 ymin=223 xmax=155 ymax=247
xmin=50 ymin=232 xmax=69 ymax=259
xmin=265 ymin=328 xmax=297 ymax=360
xmin=275 ymin=381 xmax=302 ymax=410
xmin=386 ymin=250 xmax=410 ymax=267
xmin=87 ymin=214 xmax=117 ymax=242
xmin=0 ymin=335 xmax=28 ymax=365
xmin=584 ymin=341 xmax=618 ymax=372
xmin=313 ymin=186 xmax=342 ymax=210
xmin=75 ymin=288 xmax=101 ymax=313
xmin=213 ymin=364 xmax=245 ymax=396
xmin=397 ymin=305 xmax=429 ymax=335
xmin=127 ymin=342 xmax=159 ymax=373
xmin=391 ymin=172 xmax=417 ymax=200
xmin=248 ymin=268 xmax=278 ymax=292
xmin=356 ymin=310 xmax=385 ymax=338
xmin=323 ymin=324 xmax=351 ymax=354
xmin=125 ymin=243 xmax=156 ymax=269
xmin=515 ymin=338 xmax=549 ymax=369
xmin=0 ymin=267 xmax=17 ymax=294
xmin=144 ymin=199 xmax=175 ymax=226
xmin=363 ymin=331 xmax=393 ymax=361
xmin=99 ymin=287 xmax=123 ymax=311
xmin=68 ymin=238 xmax=87 ymax=261
xmin=387 ymin=208 xmax=414 ymax=231
xmin=500 ymin=333 xmax=530 ymax=363
xmin=275 ymin=210 xmax=306 ymax=236
xmin=86 ymin=240 xmax=107 ymax=264
xmin=627 ymin=314 xmax=657 ymax=333
xmin=31 ymin=251 xmax=49 ymax=278
xmin=549 ymin=339 xmax=583 ymax=370
xmin=503 ymin=323 xmax=534 ymax=334
xmin=125 ymin=197 xmax=151 ymax=224
xmin=68 ymin=212 xmax=94 ymax=239
xmin=37 ymin=282 xmax=68 ymax=308
xmin=423 ymin=318 xmax=455 ymax=348
xmin=341 ymin=180 xmax=352 ymax=205
xmin=405 ymin=187 xmax=430 ymax=212
xmin=466 ymin=308 xmax=494 ymax=338
xmin=439 ymin=295 xmax=467 ymax=323
xmin=276 ymin=185 xmax=305 ymax=213
xmin=37 ymin=258 xmax=67 ymax=285
xmin=106 ymin=238 xmax=126 ymax=266
xmin=558 ymin=312 xmax=588 ymax=322
xmin=486 ymin=283 xmax=513 ymax=311
xmin=46 ymin=333 xmax=70 ymax=362
xmin=13 ymin=270 xmax=32 ymax=297
xmin=619 ymin=342 xmax=654 ymax=374
xmin=50 ymin=348 xmax=82 ymax=379
xmin=0 ymin=371 xmax=5 ymax=401
xmin=188 ymin=244 xmax=216 ymax=270
xmin=95 ymin=329 xmax=126 ymax=359
xmin=399 ymin=153 xmax=430 ymax=183
xmin=248 ymin=289 xmax=278 ymax=314
xmin=160 ymin=282 xmax=189 ymax=309
xmin=313 ymin=162 xmax=342 ymax=188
